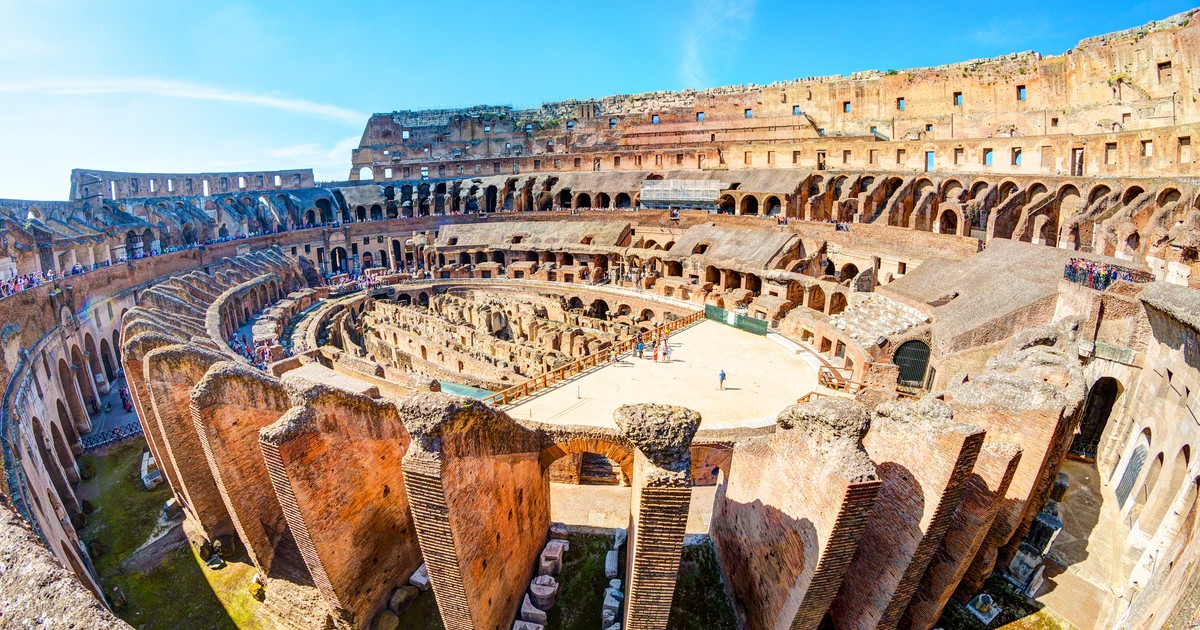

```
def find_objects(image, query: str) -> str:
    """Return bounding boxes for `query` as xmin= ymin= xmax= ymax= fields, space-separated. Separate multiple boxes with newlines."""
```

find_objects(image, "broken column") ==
xmin=615 ymin=403 xmax=700 ymax=630
xmin=398 ymin=392 xmax=549 ymax=630
xmin=712 ymin=398 xmax=882 ymax=630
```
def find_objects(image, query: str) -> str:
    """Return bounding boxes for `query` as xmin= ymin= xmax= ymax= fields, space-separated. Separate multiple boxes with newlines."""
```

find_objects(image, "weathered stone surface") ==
xmin=521 ymin=594 xmax=548 ymax=624
xmin=614 ymin=403 xmax=700 ymax=472
xmin=408 ymin=563 xmax=430 ymax=591
xmin=388 ymin=585 xmax=419 ymax=614
xmin=370 ymin=609 xmax=399 ymax=630
xmin=604 ymin=549 xmax=619 ymax=579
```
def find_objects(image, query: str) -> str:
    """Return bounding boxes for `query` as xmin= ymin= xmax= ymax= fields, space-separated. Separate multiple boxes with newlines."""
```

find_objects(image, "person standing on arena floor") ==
xmin=719 ymin=369 xmax=726 ymax=390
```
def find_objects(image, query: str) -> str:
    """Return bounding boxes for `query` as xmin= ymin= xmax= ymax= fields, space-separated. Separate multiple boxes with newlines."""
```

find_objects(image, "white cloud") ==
xmin=0 ymin=78 xmax=366 ymax=125
xmin=678 ymin=0 xmax=757 ymax=88
xmin=262 ymin=136 xmax=362 ymax=182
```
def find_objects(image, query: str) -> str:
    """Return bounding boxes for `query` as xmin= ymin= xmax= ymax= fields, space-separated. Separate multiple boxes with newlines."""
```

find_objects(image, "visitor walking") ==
xmin=653 ymin=345 xmax=659 ymax=362
xmin=663 ymin=344 xmax=672 ymax=363
xmin=719 ymin=369 xmax=726 ymax=390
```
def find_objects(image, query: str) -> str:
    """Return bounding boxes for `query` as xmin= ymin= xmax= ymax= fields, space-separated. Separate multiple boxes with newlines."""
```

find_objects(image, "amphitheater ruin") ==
xmin=3 ymin=8 xmax=1200 ymax=630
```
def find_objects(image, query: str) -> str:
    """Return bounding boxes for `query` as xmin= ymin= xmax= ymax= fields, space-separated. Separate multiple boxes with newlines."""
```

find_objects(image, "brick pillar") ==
xmin=122 ymin=331 xmax=184 ymax=502
xmin=714 ymin=399 xmax=883 ymax=630
xmin=397 ymin=393 xmax=548 ymax=630
xmin=191 ymin=362 xmax=291 ymax=575
xmin=615 ymin=403 xmax=701 ymax=630
xmin=904 ymin=440 xmax=1022 ymax=628
xmin=830 ymin=399 xmax=986 ymax=630
xmin=142 ymin=344 xmax=232 ymax=541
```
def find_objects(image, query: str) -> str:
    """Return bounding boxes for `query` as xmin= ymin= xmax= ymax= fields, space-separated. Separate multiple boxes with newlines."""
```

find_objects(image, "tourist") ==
xmin=663 ymin=344 xmax=672 ymax=363
xmin=636 ymin=341 xmax=644 ymax=359
xmin=653 ymin=345 xmax=659 ymax=362
xmin=719 ymin=369 xmax=726 ymax=390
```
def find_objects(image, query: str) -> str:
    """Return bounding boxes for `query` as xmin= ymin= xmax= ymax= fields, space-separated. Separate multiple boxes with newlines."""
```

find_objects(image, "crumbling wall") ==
xmin=713 ymin=399 xmax=880 ymax=630
xmin=830 ymin=399 xmax=985 ymax=630
xmin=258 ymin=378 xmax=421 ymax=623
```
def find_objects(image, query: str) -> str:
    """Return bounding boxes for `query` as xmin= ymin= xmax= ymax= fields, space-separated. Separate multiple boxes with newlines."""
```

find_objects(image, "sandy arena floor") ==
xmin=505 ymin=320 xmax=820 ymax=430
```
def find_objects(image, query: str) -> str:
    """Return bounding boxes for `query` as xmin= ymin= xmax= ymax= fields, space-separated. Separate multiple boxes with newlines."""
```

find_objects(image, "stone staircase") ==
xmin=830 ymin=295 xmax=928 ymax=344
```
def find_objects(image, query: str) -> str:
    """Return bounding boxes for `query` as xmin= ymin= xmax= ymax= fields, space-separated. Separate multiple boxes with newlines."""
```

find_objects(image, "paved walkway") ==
xmin=506 ymin=320 xmax=819 ymax=430
xmin=80 ymin=375 xmax=138 ymax=435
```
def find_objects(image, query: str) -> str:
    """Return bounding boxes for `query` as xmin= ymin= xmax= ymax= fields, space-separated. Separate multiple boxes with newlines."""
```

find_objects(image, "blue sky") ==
xmin=0 ymin=0 xmax=1193 ymax=200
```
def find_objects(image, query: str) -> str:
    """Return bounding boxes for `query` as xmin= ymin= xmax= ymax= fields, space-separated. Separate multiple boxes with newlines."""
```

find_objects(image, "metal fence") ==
xmin=704 ymin=305 xmax=769 ymax=335
xmin=81 ymin=421 xmax=144 ymax=451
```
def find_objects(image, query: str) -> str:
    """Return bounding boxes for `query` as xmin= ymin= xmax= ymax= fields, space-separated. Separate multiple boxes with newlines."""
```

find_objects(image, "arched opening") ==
xmin=839 ymin=263 xmax=859 ymax=282
xmin=330 ymin=247 xmax=349 ymax=274
xmin=484 ymin=185 xmax=498 ymax=213
xmin=315 ymin=198 xmax=333 ymax=223
xmin=575 ymin=193 xmax=592 ymax=209
xmin=369 ymin=204 xmax=383 ymax=221
xmin=705 ymin=266 xmax=720 ymax=285
xmin=740 ymin=196 xmax=760 ymax=216
xmin=358 ymin=166 xmax=374 ymax=181
xmin=1116 ymin=433 xmax=1151 ymax=508
xmin=763 ymin=196 xmax=782 ymax=216
xmin=1071 ymin=377 xmax=1121 ymax=459
xmin=596 ymin=193 xmax=611 ymax=209
xmin=589 ymin=299 xmax=610 ymax=320
xmin=615 ymin=192 xmax=632 ymax=209
xmin=1139 ymin=446 xmax=1190 ymax=535
xmin=31 ymin=418 xmax=78 ymax=516
xmin=56 ymin=399 xmax=80 ymax=453
xmin=1133 ymin=452 xmax=1166 ymax=518
xmin=807 ymin=286 xmax=826 ymax=311
xmin=718 ymin=195 xmax=735 ymax=215
xmin=893 ymin=340 xmax=931 ymax=389
xmin=938 ymin=209 xmax=958 ymax=235
xmin=356 ymin=206 xmax=367 ymax=221
xmin=49 ymin=422 xmax=77 ymax=483
xmin=568 ymin=297 xmax=585 ymax=311
xmin=829 ymin=292 xmax=848 ymax=315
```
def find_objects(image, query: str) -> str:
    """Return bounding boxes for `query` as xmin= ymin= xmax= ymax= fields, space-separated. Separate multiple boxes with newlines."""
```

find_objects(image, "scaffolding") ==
xmin=639 ymin=179 xmax=727 ymax=210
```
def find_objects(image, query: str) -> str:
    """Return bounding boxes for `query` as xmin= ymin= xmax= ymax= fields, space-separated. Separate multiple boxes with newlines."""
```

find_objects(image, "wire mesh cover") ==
xmin=894 ymin=340 xmax=930 ymax=387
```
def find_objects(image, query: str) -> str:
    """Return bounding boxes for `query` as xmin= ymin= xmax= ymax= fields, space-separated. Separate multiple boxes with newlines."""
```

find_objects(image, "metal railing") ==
xmin=80 ymin=421 xmax=143 ymax=451
xmin=480 ymin=309 xmax=706 ymax=407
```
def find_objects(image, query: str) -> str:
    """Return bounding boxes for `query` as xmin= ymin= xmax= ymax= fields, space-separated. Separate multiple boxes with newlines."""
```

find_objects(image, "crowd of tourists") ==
xmin=1063 ymin=258 xmax=1154 ymax=291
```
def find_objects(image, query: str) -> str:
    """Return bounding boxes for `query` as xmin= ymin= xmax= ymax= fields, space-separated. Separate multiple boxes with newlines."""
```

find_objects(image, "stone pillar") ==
xmin=830 ymin=399 xmax=985 ymax=630
xmin=121 ymin=331 xmax=186 ymax=501
xmin=713 ymin=399 xmax=882 ymax=630
xmin=904 ymin=440 xmax=1022 ymax=628
xmin=615 ymin=403 xmax=700 ymax=630
xmin=398 ymin=393 xmax=548 ymax=630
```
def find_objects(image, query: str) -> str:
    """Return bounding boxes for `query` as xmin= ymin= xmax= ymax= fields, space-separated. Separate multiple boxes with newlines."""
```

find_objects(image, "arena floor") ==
xmin=505 ymin=320 xmax=820 ymax=430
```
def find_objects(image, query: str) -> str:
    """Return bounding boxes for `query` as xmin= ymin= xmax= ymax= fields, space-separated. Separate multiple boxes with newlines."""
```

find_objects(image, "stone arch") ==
xmin=807 ymin=285 xmax=826 ymax=312
xmin=539 ymin=437 xmax=635 ymax=481
xmin=574 ymin=192 xmax=592 ymax=209
xmin=1140 ymin=446 xmax=1191 ymax=535
xmin=1123 ymin=186 xmax=1145 ymax=205
xmin=740 ymin=195 xmax=760 ymax=216
xmin=615 ymin=192 xmax=632 ymax=208
xmin=893 ymin=339 xmax=931 ymax=388
xmin=690 ymin=444 xmax=734 ymax=486
xmin=83 ymin=333 xmax=104 ymax=389
xmin=358 ymin=166 xmax=374 ymax=180
xmin=718 ymin=195 xmax=736 ymax=214
xmin=1133 ymin=452 xmax=1166 ymax=518
xmin=839 ymin=263 xmax=859 ymax=282
xmin=31 ymin=417 xmax=79 ymax=515
xmin=829 ymin=291 xmax=848 ymax=315
xmin=589 ymin=299 xmax=610 ymax=320
xmin=1115 ymin=429 xmax=1152 ymax=507
xmin=1088 ymin=184 xmax=1112 ymax=206
xmin=938 ymin=207 xmax=960 ymax=235
xmin=940 ymin=178 xmax=964 ymax=202
xmin=57 ymin=357 xmax=89 ymax=433
xmin=55 ymin=399 xmax=80 ymax=452
xmin=49 ymin=421 xmax=77 ymax=483
xmin=1071 ymin=376 xmax=1121 ymax=459
xmin=763 ymin=196 xmax=782 ymax=216
xmin=596 ymin=192 xmax=611 ymax=209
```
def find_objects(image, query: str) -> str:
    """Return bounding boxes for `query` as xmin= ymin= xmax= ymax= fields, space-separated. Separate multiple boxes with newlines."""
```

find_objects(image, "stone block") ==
xmin=388 ymin=585 xmax=419 ymax=615
xmin=513 ymin=623 xmax=544 ymax=630
xmin=602 ymin=608 xmax=617 ymax=627
xmin=613 ymin=527 xmax=627 ymax=550
xmin=540 ymin=540 xmax=566 ymax=576
xmin=408 ymin=563 xmax=430 ymax=591
xmin=521 ymin=594 xmax=548 ymax=624
xmin=604 ymin=549 xmax=618 ymax=579
xmin=603 ymin=592 xmax=621 ymax=614
xmin=609 ymin=579 xmax=621 ymax=591
xmin=549 ymin=522 xmax=569 ymax=540
xmin=529 ymin=575 xmax=558 ymax=610
xmin=604 ymin=586 xmax=623 ymax=602
xmin=370 ymin=608 xmax=400 ymax=630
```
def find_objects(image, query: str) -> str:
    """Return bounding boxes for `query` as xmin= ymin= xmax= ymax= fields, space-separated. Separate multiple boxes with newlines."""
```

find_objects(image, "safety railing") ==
xmin=81 ymin=421 xmax=144 ymax=451
xmin=481 ymin=309 xmax=706 ymax=407
xmin=818 ymin=368 xmax=867 ymax=395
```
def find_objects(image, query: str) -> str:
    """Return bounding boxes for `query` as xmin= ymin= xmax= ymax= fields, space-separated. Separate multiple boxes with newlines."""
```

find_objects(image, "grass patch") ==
xmin=78 ymin=438 xmax=264 ymax=629
xmin=78 ymin=440 xmax=171 ymax=578
xmin=398 ymin=589 xmax=444 ymax=630
xmin=668 ymin=541 xmax=736 ymax=630
xmin=545 ymin=533 xmax=624 ymax=630
xmin=938 ymin=576 xmax=1077 ymax=630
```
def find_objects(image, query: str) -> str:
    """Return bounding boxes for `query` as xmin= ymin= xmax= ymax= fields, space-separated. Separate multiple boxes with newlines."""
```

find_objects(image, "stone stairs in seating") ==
xmin=830 ymin=294 xmax=929 ymax=344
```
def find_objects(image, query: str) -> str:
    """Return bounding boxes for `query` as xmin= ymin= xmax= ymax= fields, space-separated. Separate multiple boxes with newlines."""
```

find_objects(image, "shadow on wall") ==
xmin=712 ymin=493 xmax=817 ymax=629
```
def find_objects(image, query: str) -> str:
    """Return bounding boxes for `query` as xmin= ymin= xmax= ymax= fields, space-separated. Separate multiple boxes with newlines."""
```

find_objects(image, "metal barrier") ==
xmin=704 ymin=304 xmax=769 ymax=335
xmin=81 ymin=421 xmax=144 ymax=451
xmin=481 ymin=309 xmax=706 ymax=407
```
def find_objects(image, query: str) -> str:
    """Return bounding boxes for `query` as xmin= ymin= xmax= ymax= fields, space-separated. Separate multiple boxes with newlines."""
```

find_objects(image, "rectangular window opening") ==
xmin=1017 ymin=85 xmax=1027 ymax=101
xmin=896 ymin=97 xmax=906 ymax=110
